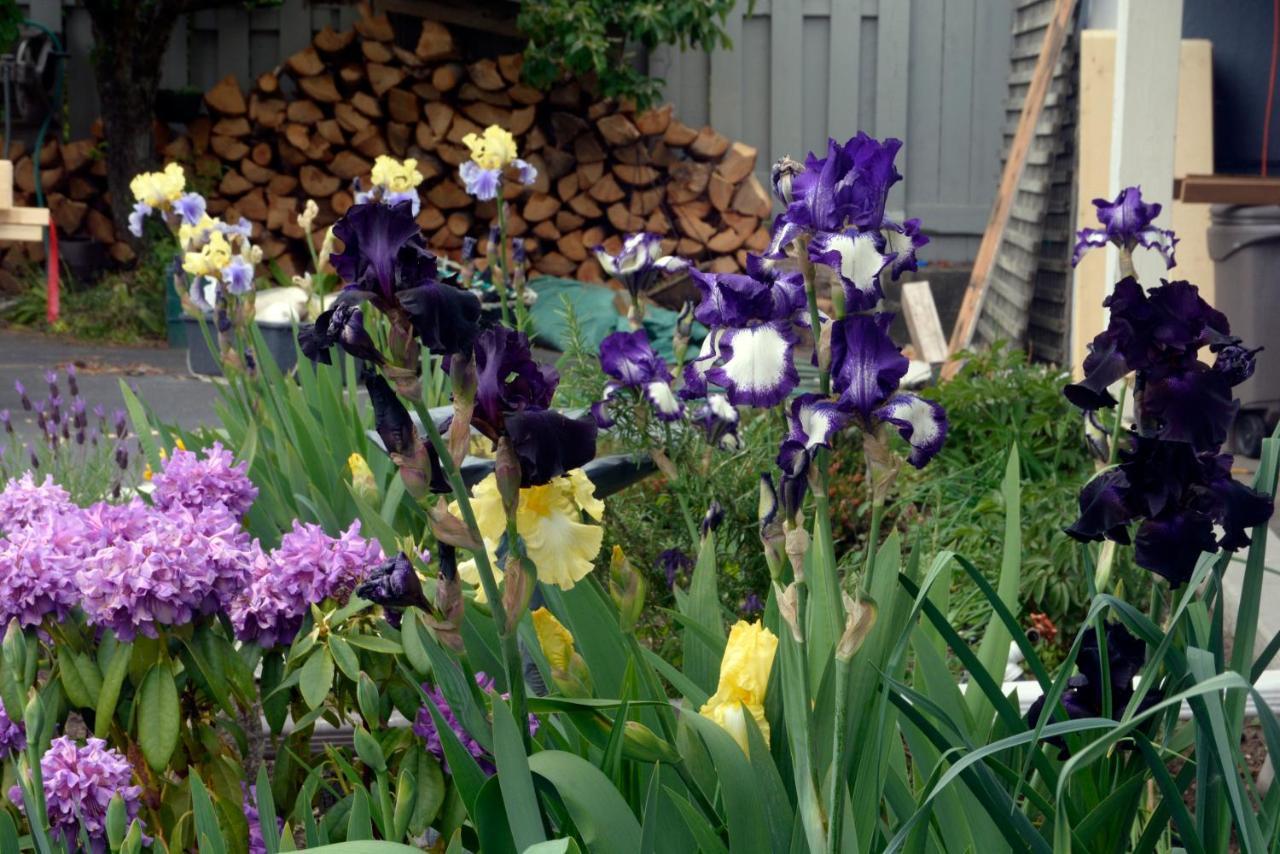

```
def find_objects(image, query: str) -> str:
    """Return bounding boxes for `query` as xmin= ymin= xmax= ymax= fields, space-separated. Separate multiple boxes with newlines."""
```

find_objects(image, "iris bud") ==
xmin=608 ymin=545 xmax=646 ymax=633
xmin=758 ymin=474 xmax=785 ymax=581
xmin=348 ymin=452 xmax=378 ymax=504
xmin=836 ymin=592 xmax=877 ymax=662
xmin=700 ymin=500 xmax=724 ymax=539
xmin=494 ymin=437 xmax=522 ymax=521
xmin=771 ymin=155 xmax=804 ymax=206
xmin=500 ymin=554 xmax=533 ymax=633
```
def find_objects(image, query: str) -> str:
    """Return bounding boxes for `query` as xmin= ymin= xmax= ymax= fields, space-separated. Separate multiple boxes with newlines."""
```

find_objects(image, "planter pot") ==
xmin=185 ymin=315 xmax=299 ymax=377
xmin=59 ymin=237 xmax=108 ymax=285
xmin=155 ymin=90 xmax=204 ymax=125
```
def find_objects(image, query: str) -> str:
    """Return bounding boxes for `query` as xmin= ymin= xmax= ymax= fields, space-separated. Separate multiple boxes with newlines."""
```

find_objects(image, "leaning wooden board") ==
xmin=945 ymin=0 xmax=1078 ymax=370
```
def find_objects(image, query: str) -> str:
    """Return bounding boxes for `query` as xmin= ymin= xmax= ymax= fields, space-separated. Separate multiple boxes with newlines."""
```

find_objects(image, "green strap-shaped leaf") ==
xmin=255 ymin=765 xmax=281 ymax=854
xmin=137 ymin=663 xmax=180 ymax=771
xmin=492 ymin=697 xmax=547 ymax=849
xmin=680 ymin=713 xmax=772 ymax=854
xmin=528 ymin=751 xmax=641 ymax=854
xmin=682 ymin=528 xmax=725 ymax=695
xmin=190 ymin=771 xmax=228 ymax=854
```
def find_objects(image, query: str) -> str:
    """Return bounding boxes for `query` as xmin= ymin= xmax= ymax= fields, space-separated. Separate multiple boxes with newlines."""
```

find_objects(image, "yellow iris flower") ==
xmin=462 ymin=124 xmax=519 ymax=171
xmin=130 ymin=162 xmax=186 ymax=208
xmin=699 ymin=620 xmax=779 ymax=754
xmin=370 ymin=155 xmax=425 ymax=193
xmin=182 ymin=230 xmax=232 ymax=278
xmin=453 ymin=469 xmax=604 ymax=599
xmin=178 ymin=214 xmax=217 ymax=251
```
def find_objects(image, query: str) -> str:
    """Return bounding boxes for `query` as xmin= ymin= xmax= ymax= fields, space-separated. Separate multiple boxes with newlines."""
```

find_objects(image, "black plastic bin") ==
xmin=185 ymin=315 xmax=299 ymax=377
xmin=1208 ymin=205 xmax=1280 ymax=457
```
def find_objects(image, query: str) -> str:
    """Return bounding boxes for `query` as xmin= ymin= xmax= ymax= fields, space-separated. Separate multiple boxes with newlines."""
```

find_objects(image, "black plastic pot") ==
xmin=155 ymin=90 xmax=204 ymax=125
xmin=58 ymin=237 xmax=108 ymax=285
xmin=185 ymin=315 xmax=299 ymax=377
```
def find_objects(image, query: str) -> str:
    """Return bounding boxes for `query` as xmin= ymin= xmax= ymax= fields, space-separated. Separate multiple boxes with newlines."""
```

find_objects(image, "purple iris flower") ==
xmin=1065 ymin=278 xmax=1246 ymax=452
xmin=594 ymin=233 xmax=688 ymax=303
xmin=830 ymin=313 xmax=908 ymax=418
xmin=299 ymin=301 xmax=385 ymax=366
xmin=331 ymin=201 xmax=423 ymax=306
xmin=471 ymin=326 xmax=597 ymax=485
xmin=1065 ymin=432 xmax=1273 ymax=584
xmin=173 ymin=192 xmax=207 ymax=226
xmin=656 ymin=548 xmax=693 ymax=588
xmin=591 ymin=331 xmax=684 ymax=427
xmin=310 ymin=201 xmax=480 ymax=357
xmin=767 ymin=133 xmax=903 ymax=255
xmin=682 ymin=261 xmax=805 ymax=408
xmin=690 ymin=393 xmax=741 ymax=450
xmin=741 ymin=592 xmax=764 ymax=616
xmin=807 ymin=229 xmax=895 ymax=312
xmin=459 ymin=161 xmax=502 ymax=201
xmin=1026 ymin=622 xmax=1159 ymax=757
xmin=222 ymin=255 xmax=255 ymax=295
xmin=882 ymin=218 xmax=930 ymax=280
xmin=1072 ymin=187 xmax=1178 ymax=268
xmin=355 ymin=552 xmax=429 ymax=628
xmin=127 ymin=202 xmax=152 ymax=238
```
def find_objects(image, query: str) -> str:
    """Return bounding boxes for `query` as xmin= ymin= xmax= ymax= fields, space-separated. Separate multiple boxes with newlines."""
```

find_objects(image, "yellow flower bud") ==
xmin=348 ymin=453 xmax=377 ymax=504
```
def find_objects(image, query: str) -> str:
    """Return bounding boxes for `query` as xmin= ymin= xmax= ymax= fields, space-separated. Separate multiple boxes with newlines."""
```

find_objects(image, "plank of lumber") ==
xmin=900 ymin=281 xmax=949 ymax=364
xmin=946 ymin=0 xmax=1077 ymax=360
xmin=0 ymin=207 xmax=52 ymax=226
xmin=1176 ymin=174 xmax=1280 ymax=205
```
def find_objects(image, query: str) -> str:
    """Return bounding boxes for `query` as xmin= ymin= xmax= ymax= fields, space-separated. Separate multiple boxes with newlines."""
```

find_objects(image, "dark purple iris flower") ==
xmin=299 ymin=301 xmax=385 ymax=365
xmin=363 ymin=368 xmax=449 ymax=494
xmin=882 ymin=218 xmax=930 ymax=281
xmin=590 ymin=331 xmax=683 ymax=427
xmin=1065 ymin=432 xmax=1273 ymax=584
xmin=1072 ymin=187 xmax=1178 ymax=269
xmin=470 ymin=326 xmax=597 ymax=486
xmin=355 ymin=552 xmax=429 ymax=628
xmin=312 ymin=201 xmax=481 ymax=358
xmin=1027 ymin=622 xmax=1158 ymax=758
xmin=1065 ymin=278 xmax=1246 ymax=453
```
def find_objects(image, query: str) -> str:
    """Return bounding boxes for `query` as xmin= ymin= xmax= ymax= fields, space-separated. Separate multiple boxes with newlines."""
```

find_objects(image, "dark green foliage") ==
xmin=518 ymin=0 xmax=740 ymax=109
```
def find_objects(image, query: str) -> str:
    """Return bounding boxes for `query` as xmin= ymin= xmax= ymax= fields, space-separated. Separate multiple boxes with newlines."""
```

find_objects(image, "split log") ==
xmin=205 ymin=75 xmax=246 ymax=115
xmin=300 ymin=165 xmax=340 ymax=197
xmin=287 ymin=47 xmax=326 ymax=78
xmin=314 ymin=26 xmax=356 ymax=53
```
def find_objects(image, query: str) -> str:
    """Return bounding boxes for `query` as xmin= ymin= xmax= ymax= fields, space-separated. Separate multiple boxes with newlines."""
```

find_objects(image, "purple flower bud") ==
xmin=113 ymin=410 xmax=127 ymax=439
xmin=75 ymin=429 xmax=85 ymax=446
xmin=48 ymin=396 xmax=62 ymax=424
xmin=27 ymin=444 xmax=38 ymax=470
xmin=89 ymin=427 xmax=100 ymax=447
xmin=14 ymin=381 xmax=30 ymax=411
xmin=72 ymin=398 xmax=87 ymax=430
xmin=44 ymin=370 xmax=58 ymax=398
xmin=115 ymin=443 xmax=128 ymax=470
xmin=0 ymin=410 xmax=10 ymax=435
xmin=741 ymin=592 xmax=764 ymax=616
xmin=65 ymin=365 xmax=78 ymax=397
xmin=700 ymin=500 xmax=724 ymax=538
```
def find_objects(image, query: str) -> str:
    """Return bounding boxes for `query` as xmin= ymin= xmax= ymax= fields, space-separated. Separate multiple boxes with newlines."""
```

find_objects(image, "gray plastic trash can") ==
xmin=1208 ymin=205 xmax=1280 ymax=457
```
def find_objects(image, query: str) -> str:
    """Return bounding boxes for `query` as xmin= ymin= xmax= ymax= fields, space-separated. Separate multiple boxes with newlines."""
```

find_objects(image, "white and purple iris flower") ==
xmin=222 ymin=255 xmax=255 ymax=295
xmin=590 ymin=330 xmax=684 ymax=427
xmin=595 ymin=233 xmax=689 ymax=304
xmin=690 ymin=393 xmax=741 ymax=451
xmin=460 ymin=158 xmax=538 ymax=202
xmin=681 ymin=257 xmax=808 ymax=408
xmin=1072 ymin=186 xmax=1178 ymax=268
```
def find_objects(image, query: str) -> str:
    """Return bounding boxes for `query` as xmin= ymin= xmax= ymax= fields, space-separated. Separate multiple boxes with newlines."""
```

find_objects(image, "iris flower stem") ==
xmin=1106 ymin=380 xmax=1129 ymax=467
xmin=826 ymin=654 xmax=853 ymax=852
xmin=863 ymin=498 xmax=884 ymax=587
xmin=412 ymin=398 xmax=530 ymax=748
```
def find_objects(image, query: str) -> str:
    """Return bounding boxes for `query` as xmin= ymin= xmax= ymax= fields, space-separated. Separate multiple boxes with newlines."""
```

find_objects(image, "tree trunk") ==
xmin=84 ymin=0 xmax=186 ymax=247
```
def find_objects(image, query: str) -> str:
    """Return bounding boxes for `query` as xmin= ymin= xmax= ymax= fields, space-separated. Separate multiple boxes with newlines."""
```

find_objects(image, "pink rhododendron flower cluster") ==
xmin=149 ymin=440 xmax=258 ymax=518
xmin=8 ymin=736 xmax=145 ymax=848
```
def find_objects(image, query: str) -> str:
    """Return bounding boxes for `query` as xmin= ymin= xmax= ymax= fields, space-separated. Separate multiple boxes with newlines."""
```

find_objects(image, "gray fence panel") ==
xmin=654 ymin=0 xmax=1013 ymax=262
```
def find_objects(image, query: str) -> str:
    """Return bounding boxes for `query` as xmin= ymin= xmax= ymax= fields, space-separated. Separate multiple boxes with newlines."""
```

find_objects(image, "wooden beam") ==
xmin=946 ymin=0 xmax=1077 ymax=358
xmin=374 ymin=0 xmax=521 ymax=37
xmin=1176 ymin=174 xmax=1280 ymax=205
xmin=0 ymin=208 xmax=52 ymax=226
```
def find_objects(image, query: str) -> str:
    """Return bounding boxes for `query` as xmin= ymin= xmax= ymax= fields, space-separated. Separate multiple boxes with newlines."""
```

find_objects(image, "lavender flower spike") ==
xmin=1072 ymin=186 xmax=1178 ymax=269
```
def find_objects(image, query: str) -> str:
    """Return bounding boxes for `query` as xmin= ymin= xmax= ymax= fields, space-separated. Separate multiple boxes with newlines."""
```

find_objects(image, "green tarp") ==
xmin=525 ymin=276 xmax=706 ymax=362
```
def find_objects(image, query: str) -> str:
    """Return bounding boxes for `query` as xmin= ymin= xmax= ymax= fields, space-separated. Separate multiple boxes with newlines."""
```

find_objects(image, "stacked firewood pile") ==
xmin=3 ymin=10 xmax=774 ymax=281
